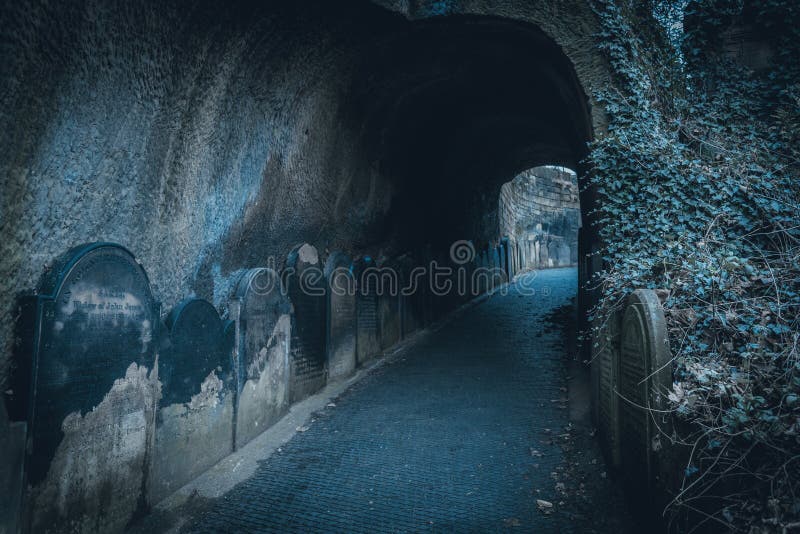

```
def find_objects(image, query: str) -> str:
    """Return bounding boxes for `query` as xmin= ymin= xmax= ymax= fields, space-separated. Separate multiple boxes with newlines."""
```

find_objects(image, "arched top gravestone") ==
xmin=286 ymin=244 xmax=327 ymax=401
xmin=234 ymin=267 xmax=290 ymax=318
xmin=24 ymin=242 xmax=159 ymax=532
xmin=161 ymin=298 xmax=227 ymax=406
xmin=27 ymin=242 xmax=158 ymax=483
xmin=618 ymin=289 xmax=672 ymax=496
xmin=230 ymin=267 xmax=291 ymax=449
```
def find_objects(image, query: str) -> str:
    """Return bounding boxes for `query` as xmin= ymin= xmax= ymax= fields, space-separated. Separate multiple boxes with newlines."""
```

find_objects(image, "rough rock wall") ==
xmin=0 ymin=0 xmax=394 ymax=391
xmin=499 ymin=166 xmax=580 ymax=269
xmin=0 ymin=0 xmax=607 ymax=394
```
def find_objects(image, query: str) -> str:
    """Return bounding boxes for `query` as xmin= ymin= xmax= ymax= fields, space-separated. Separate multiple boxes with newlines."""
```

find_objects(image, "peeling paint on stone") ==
xmin=150 ymin=368 xmax=234 ymax=505
xmin=28 ymin=362 xmax=159 ymax=534
xmin=150 ymin=298 xmax=234 ymax=505
xmin=236 ymin=314 xmax=291 ymax=447
xmin=188 ymin=370 xmax=223 ymax=411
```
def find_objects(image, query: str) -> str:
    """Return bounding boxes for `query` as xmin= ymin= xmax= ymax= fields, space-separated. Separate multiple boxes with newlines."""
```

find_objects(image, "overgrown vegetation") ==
xmin=587 ymin=0 xmax=800 ymax=530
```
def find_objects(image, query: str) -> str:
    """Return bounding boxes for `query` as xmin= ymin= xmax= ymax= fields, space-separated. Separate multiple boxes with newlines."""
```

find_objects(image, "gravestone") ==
xmin=475 ymin=249 xmax=490 ymax=295
xmin=378 ymin=258 xmax=402 ymax=350
xmin=430 ymin=251 xmax=453 ymax=319
xmin=354 ymin=256 xmax=381 ymax=365
xmin=398 ymin=256 xmax=423 ymax=337
xmin=325 ymin=252 xmax=357 ymax=380
xmin=618 ymin=289 xmax=672 ymax=497
xmin=592 ymin=308 xmax=622 ymax=469
xmin=491 ymin=246 xmax=505 ymax=287
xmin=23 ymin=242 xmax=159 ymax=533
xmin=229 ymin=268 xmax=291 ymax=449
xmin=499 ymin=242 xmax=508 ymax=278
xmin=150 ymin=298 xmax=233 ymax=504
xmin=286 ymin=244 xmax=327 ymax=402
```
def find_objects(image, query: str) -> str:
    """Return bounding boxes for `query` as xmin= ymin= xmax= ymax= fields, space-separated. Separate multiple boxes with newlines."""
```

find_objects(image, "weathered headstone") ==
xmin=377 ymin=258 xmax=402 ymax=350
xmin=22 ymin=242 xmax=159 ymax=533
xmin=150 ymin=298 xmax=233 ymax=504
xmin=491 ymin=246 xmax=505 ymax=287
xmin=398 ymin=256 xmax=423 ymax=337
xmin=430 ymin=251 xmax=453 ymax=319
xmin=592 ymin=307 xmax=622 ymax=469
xmin=286 ymin=244 xmax=327 ymax=402
xmin=474 ymin=249 xmax=490 ymax=295
xmin=499 ymin=241 xmax=508 ymax=278
xmin=354 ymin=256 xmax=381 ymax=365
xmin=229 ymin=268 xmax=291 ymax=449
xmin=324 ymin=252 xmax=356 ymax=381
xmin=618 ymin=289 xmax=672 ymax=495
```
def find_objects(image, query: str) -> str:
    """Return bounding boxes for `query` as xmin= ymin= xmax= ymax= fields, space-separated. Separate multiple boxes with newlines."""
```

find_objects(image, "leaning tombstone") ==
xmin=20 ymin=242 xmax=159 ymax=532
xmin=150 ymin=298 xmax=233 ymax=504
xmin=229 ymin=268 xmax=291 ymax=449
xmin=285 ymin=244 xmax=327 ymax=402
xmin=618 ymin=289 xmax=673 ymax=499
xmin=325 ymin=252 xmax=357 ymax=380
xmin=354 ymin=256 xmax=381 ymax=365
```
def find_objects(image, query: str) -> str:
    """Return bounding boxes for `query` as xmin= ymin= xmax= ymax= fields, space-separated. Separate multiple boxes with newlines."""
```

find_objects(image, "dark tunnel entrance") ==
xmin=345 ymin=15 xmax=593 ymax=254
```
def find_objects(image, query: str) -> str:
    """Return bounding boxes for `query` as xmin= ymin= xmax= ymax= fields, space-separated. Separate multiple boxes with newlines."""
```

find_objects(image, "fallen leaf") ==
xmin=536 ymin=499 xmax=554 ymax=514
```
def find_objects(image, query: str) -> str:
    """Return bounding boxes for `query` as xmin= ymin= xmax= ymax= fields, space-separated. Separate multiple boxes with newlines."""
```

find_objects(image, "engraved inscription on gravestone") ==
xmin=24 ymin=243 xmax=159 ymax=532
xmin=618 ymin=289 xmax=672 ymax=497
xmin=594 ymin=308 xmax=622 ymax=469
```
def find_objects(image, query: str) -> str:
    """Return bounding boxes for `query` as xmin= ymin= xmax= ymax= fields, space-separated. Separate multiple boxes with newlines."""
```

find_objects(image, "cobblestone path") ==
xmin=185 ymin=268 xmax=633 ymax=533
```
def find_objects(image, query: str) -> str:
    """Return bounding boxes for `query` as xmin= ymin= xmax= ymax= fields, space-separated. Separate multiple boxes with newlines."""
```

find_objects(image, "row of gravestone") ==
xmin=591 ymin=289 xmax=681 ymax=519
xmin=5 ymin=240 xmax=514 ymax=533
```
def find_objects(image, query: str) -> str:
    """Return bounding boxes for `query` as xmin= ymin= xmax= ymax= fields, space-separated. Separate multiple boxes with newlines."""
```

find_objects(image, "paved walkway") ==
xmin=184 ymin=268 xmax=633 ymax=533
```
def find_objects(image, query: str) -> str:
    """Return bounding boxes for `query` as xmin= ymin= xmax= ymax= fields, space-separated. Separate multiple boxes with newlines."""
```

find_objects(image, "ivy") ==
xmin=589 ymin=0 xmax=800 ymax=530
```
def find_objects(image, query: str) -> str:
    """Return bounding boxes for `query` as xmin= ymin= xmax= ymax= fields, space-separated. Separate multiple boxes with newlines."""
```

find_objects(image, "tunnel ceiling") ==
xmin=346 ymin=15 xmax=593 ymax=249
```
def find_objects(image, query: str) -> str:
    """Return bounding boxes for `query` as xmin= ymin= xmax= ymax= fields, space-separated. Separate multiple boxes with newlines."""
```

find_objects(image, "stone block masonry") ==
xmin=499 ymin=166 xmax=581 ymax=271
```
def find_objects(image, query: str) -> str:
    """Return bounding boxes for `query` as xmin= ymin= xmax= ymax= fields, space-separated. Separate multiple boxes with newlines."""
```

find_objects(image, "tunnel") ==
xmin=0 ymin=0 xmax=628 ymax=532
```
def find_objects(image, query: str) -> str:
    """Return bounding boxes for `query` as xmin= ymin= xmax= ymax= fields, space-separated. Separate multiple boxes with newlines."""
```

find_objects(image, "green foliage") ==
xmin=589 ymin=0 xmax=800 ymax=529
